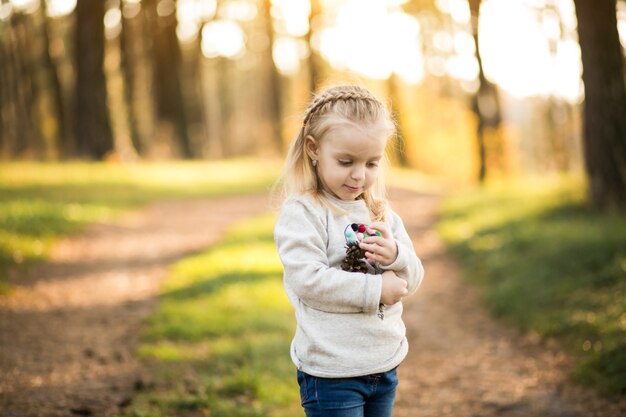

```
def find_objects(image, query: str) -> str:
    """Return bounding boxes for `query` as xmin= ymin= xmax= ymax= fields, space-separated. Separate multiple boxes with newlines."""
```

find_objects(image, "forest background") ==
xmin=1 ymin=0 xmax=626 ymax=414
xmin=1 ymin=0 xmax=625 ymax=207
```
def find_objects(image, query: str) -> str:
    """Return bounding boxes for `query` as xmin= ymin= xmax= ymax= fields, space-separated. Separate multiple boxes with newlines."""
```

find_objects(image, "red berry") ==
xmin=358 ymin=224 xmax=366 ymax=233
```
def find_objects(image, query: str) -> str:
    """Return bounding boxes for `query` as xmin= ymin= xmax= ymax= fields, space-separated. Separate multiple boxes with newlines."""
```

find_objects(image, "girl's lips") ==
xmin=345 ymin=185 xmax=361 ymax=192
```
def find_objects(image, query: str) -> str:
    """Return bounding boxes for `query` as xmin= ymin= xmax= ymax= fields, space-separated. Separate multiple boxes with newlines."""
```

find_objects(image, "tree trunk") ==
xmin=306 ymin=0 xmax=323 ymax=93
xmin=468 ymin=0 xmax=502 ymax=182
xmin=573 ymin=0 xmax=626 ymax=210
xmin=8 ymin=13 xmax=39 ymax=158
xmin=144 ymin=0 xmax=192 ymax=158
xmin=120 ymin=9 xmax=142 ymax=156
xmin=38 ymin=1 xmax=67 ymax=159
xmin=74 ymin=0 xmax=114 ymax=159
xmin=387 ymin=74 xmax=409 ymax=167
xmin=262 ymin=0 xmax=284 ymax=151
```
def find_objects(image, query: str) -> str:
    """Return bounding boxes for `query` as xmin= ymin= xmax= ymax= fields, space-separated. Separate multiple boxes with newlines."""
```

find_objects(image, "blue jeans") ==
xmin=296 ymin=368 xmax=398 ymax=417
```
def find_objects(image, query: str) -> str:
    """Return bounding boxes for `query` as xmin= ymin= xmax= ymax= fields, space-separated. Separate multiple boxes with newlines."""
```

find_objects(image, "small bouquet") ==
xmin=341 ymin=223 xmax=385 ymax=319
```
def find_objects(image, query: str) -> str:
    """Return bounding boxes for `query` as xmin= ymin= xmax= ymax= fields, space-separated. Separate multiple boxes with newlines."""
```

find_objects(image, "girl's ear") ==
xmin=305 ymin=135 xmax=319 ymax=161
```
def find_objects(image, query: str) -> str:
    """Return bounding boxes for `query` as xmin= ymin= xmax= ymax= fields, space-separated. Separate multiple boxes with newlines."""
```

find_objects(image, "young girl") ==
xmin=273 ymin=85 xmax=424 ymax=417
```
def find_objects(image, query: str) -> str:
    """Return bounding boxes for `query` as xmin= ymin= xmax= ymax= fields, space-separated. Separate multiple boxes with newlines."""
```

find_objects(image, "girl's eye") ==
xmin=338 ymin=160 xmax=352 ymax=166
xmin=367 ymin=162 xmax=379 ymax=168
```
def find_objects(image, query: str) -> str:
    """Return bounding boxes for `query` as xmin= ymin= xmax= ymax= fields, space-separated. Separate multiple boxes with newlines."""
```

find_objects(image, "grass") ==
xmin=0 ymin=159 xmax=280 ymax=293
xmin=438 ymin=175 xmax=626 ymax=396
xmin=119 ymin=213 xmax=302 ymax=417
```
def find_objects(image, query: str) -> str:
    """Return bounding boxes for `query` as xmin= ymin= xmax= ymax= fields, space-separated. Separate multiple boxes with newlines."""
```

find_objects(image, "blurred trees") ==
xmin=573 ymin=0 xmax=626 ymax=209
xmin=0 ymin=0 xmax=625 ymax=208
xmin=74 ymin=0 xmax=114 ymax=159
xmin=144 ymin=0 xmax=191 ymax=158
xmin=468 ymin=0 xmax=502 ymax=182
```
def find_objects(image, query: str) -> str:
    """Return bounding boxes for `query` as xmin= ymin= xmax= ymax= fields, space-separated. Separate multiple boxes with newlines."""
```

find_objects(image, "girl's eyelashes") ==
xmin=337 ymin=160 xmax=379 ymax=167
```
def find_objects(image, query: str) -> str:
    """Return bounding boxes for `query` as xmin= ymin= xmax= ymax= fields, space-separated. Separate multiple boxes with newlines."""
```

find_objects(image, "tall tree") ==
xmin=468 ymin=0 xmax=502 ymax=182
xmin=120 ymin=7 xmax=143 ymax=156
xmin=262 ymin=0 xmax=284 ymax=151
xmin=143 ymin=0 xmax=192 ymax=158
xmin=387 ymin=74 xmax=409 ymax=167
xmin=306 ymin=0 xmax=323 ymax=93
xmin=120 ymin=3 xmax=157 ymax=158
xmin=38 ymin=0 xmax=68 ymax=158
xmin=74 ymin=0 xmax=114 ymax=159
xmin=573 ymin=0 xmax=626 ymax=209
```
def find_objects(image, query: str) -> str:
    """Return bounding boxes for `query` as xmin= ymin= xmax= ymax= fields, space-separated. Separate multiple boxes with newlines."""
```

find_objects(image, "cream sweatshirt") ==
xmin=274 ymin=191 xmax=424 ymax=378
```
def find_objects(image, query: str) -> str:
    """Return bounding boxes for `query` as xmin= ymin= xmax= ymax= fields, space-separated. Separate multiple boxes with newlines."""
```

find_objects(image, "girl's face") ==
xmin=307 ymin=122 xmax=387 ymax=201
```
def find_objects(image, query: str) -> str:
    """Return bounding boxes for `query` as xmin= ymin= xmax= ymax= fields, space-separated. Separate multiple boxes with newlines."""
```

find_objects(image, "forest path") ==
xmin=389 ymin=187 xmax=624 ymax=417
xmin=0 ymin=193 xmax=271 ymax=416
xmin=1 ymin=189 xmax=623 ymax=417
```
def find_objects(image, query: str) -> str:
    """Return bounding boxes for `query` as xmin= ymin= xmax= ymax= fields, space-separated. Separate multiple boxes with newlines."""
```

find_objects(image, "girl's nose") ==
xmin=351 ymin=165 xmax=365 ymax=181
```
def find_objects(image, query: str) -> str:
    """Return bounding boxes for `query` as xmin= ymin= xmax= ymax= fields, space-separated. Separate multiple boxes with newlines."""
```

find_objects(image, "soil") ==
xmin=388 ymin=188 xmax=625 ymax=417
xmin=0 ymin=194 xmax=271 ymax=417
xmin=1 ymin=188 xmax=624 ymax=417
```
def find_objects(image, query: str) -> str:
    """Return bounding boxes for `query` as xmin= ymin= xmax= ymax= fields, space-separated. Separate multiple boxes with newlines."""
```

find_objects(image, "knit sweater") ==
xmin=274 ymin=191 xmax=424 ymax=378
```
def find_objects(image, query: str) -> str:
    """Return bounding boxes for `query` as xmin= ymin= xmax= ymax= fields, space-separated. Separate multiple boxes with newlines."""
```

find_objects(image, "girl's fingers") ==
xmin=361 ymin=242 xmax=381 ymax=255
xmin=368 ymin=222 xmax=391 ymax=239
xmin=361 ymin=236 xmax=383 ymax=245
xmin=364 ymin=247 xmax=392 ymax=263
xmin=360 ymin=241 xmax=388 ymax=254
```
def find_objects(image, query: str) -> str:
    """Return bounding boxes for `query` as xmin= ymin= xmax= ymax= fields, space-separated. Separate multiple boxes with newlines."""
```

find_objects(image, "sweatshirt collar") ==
xmin=321 ymin=190 xmax=367 ymax=210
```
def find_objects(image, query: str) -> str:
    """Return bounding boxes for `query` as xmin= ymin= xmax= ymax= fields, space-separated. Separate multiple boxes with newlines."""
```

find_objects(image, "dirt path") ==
xmin=1 ymin=189 xmax=624 ymax=417
xmin=0 ymin=193 xmax=271 ymax=417
xmin=388 ymin=188 xmax=625 ymax=417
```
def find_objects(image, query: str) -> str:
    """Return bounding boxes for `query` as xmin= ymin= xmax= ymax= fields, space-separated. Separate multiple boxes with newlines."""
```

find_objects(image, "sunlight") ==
xmin=272 ymin=0 xmax=310 ymax=37
xmin=156 ymin=0 xmax=175 ymax=17
xmin=319 ymin=0 xmax=424 ymax=82
xmin=47 ymin=0 xmax=76 ymax=18
xmin=618 ymin=1 xmax=626 ymax=50
xmin=0 ymin=3 xmax=13 ymax=21
xmin=178 ymin=0 xmax=217 ymax=21
xmin=478 ymin=0 xmax=582 ymax=102
xmin=273 ymin=36 xmax=309 ymax=75
xmin=177 ymin=20 xmax=199 ymax=43
xmin=387 ymin=11 xmax=424 ymax=83
xmin=104 ymin=7 xmax=122 ymax=40
xmin=551 ymin=39 xmax=583 ymax=102
xmin=436 ymin=0 xmax=471 ymax=25
xmin=201 ymin=20 xmax=245 ymax=58
xmin=219 ymin=0 xmax=257 ymax=22
xmin=122 ymin=2 xmax=140 ymax=19
xmin=177 ymin=0 xmax=216 ymax=42
xmin=446 ymin=30 xmax=478 ymax=87
xmin=9 ymin=0 xmax=38 ymax=14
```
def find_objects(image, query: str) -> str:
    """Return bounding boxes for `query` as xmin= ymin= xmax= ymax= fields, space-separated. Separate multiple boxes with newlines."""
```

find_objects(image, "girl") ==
xmin=273 ymin=85 xmax=424 ymax=417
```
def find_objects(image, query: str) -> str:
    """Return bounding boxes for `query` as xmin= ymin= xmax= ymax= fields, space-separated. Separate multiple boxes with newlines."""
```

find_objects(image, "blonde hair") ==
xmin=273 ymin=85 xmax=396 ymax=222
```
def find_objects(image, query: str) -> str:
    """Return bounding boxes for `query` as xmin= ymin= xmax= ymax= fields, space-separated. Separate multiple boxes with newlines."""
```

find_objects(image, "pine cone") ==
xmin=341 ymin=242 xmax=382 ymax=274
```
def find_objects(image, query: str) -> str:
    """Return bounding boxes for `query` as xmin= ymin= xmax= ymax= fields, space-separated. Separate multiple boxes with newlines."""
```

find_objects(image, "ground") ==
xmin=0 ymin=189 xmax=624 ymax=416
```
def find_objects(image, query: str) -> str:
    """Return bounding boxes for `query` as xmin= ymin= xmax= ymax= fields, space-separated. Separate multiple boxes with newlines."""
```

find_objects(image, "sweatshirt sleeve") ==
xmin=274 ymin=197 xmax=383 ymax=314
xmin=380 ymin=208 xmax=424 ymax=296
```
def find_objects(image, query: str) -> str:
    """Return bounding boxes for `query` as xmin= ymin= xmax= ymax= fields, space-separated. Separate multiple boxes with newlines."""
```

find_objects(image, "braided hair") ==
xmin=302 ymin=85 xmax=384 ymax=127
xmin=274 ymin=85 xmax=395 ymax=221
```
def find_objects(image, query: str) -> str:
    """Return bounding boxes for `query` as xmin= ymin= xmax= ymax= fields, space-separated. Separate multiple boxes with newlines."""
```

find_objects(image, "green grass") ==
xmin=0 ymin=160 xmax=280 ymax=293
xmin=120 ymin=213 xmax=302 ymax=417
xmin=438 ymin=176 xmax=626 ymax=396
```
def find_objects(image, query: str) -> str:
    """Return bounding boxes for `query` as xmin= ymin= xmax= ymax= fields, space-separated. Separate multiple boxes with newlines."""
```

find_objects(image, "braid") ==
xmin=303 ymin=85 xmax=382 ymax=127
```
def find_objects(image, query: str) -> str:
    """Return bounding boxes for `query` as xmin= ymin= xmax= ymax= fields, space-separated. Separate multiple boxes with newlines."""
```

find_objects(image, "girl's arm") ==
xmin=378 ymin=210 xmax=424 ymax=296
xmin=274 ymin=198 xmax=383 ymax=314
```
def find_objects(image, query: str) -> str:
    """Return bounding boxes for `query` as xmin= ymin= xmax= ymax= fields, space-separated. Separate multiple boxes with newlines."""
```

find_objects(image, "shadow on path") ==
xmin=388 ymin=187 xmax=625 ymax=417
xmin=0 ymin=194 xmax=270 ymax=417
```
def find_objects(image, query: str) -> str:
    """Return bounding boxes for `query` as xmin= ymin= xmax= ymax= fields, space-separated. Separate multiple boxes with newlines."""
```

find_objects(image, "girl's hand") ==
xmin=359 ymin=222 xmax=398 ymax=267
xmin=380 ymin=270 xmax=408 ymax=305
